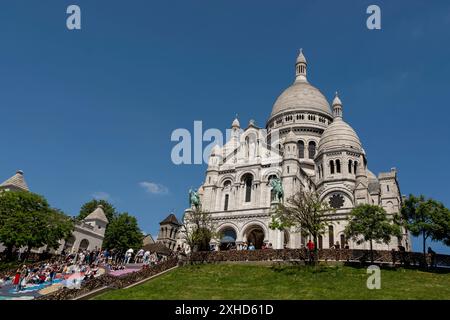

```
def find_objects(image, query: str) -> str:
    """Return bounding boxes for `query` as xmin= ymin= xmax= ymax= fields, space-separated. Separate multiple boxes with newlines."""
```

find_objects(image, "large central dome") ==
xmin=270 ymin=49 xmax=332 ymax=118
xmin=271 ymin=81 xmax=332 ymax=117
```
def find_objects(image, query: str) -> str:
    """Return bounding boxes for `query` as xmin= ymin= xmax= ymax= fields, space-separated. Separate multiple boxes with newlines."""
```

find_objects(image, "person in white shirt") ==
xmin=135 ymin=249 xmax=145 ymax=263
xmin=124 ymin=248 xmax=134 ymax=264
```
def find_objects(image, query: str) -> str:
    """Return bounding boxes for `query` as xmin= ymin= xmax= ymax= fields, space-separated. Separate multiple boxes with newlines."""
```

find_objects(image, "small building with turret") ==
xmin=0 ymin=170 xmax=109 ymax=254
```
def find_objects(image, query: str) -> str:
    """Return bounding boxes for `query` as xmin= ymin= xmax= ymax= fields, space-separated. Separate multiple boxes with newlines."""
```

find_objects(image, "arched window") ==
xmin=336 ymin=159 xmax=341 ymax=173
xmin=245 ymin=136 xmax=249 ymax=156
xmin=348 ymin=160 xmax=353 ymax=173
xmin=242 ymin=173 xmax=253 ymax=203
xmin=308 ymin=141 xmax=316 ymax=159
xmin=328 ymin=225 xmax=334 ymax=248
xmin=340 ymin=234 xmax=346 ymax=249
xmin=79 ymin=239 xmax=89 ymax=251
xmin=298 ymin=141 xmax=305 ymax=158
xmin=330 ymin=160 xmax=335 ymax=174
xmin=224 ymin=194 xmax=229 ymax=211
xmin=220 ymin=228 xmax=237 ymax=250
xmin=354 ymin=161 xmax=358 ymax=175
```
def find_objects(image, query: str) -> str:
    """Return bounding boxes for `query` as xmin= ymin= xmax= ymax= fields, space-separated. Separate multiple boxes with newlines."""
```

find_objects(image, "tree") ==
xmin=270 ymin=191 xmax=335 ymax=263
xmin=0 ymin=191 xmax=74 ymax=260
xmin=102 ymin=212 xmax=143 ymax=252
xmin=78 ymin=199 xmax=117 ymax=222
xmin=183 ymin=207 xmax=216 ymax=252
xmin=345 ymin=204 xmax=401 ymax=263
xmin=401 ymin=194 xmax=450 ymax=264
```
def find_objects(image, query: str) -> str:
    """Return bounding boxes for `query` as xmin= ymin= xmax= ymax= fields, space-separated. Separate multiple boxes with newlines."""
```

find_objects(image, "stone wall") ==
xmin=35 ymin=258 xmax=179 ymax=300
xmin=189 ymin=249 xmax=450 ymax=267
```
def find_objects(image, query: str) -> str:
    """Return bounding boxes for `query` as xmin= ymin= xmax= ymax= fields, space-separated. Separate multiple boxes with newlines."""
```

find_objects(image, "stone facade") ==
xmin=59 ymin=205 xmax=108 ymax=253
xmin=157 ymin=213 xmax=181 ymax=250
xmin=183 ymin=50 xmax=410 ymax=252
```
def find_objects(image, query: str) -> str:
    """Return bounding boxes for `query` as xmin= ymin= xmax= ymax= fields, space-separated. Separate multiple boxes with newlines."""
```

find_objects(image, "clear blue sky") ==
xmin=0 ymin=1 xmax=449 ymax=253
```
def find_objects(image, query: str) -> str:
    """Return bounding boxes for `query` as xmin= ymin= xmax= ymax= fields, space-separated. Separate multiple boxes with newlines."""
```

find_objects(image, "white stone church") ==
xmin=184 ymin=50 xmax=410 ymax=252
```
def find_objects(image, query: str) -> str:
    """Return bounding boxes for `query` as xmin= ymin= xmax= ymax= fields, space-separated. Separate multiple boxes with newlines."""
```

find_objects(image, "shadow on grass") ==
xmin=269 ymin=262 xmax=450 ymax=277
xmin=270 ymin=264 xmax=341 ymax=275
xmin=340 ymin=261 xmax=450 ymax=274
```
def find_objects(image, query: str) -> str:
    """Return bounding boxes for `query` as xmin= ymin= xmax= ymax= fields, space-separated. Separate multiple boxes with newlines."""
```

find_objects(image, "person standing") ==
xmin=135 ymin=248 xmax=144 ymax=263
xmin=13 ymin=269 xmax=21 ymax=291
xmin=125 ymin=248 xmax=133 ymax=264
xmin=307 ymin=240 xmax=315 ymax=263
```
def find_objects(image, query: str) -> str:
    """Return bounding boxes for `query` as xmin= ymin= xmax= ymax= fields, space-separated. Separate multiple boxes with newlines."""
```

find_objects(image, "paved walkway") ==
xmin=0 ymin=268 xmax=106 ymax=300
xmin=108 ymin=263 xmax=143 ymax=277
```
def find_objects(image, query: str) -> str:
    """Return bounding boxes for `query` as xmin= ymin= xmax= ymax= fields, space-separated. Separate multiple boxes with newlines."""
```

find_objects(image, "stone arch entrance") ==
xmin=244 ymin=225 xmax=265 ymax=249
xmin=219 ymin=227 xmax=237 ymax=250
xmin=79 ymin=239 xmax=90 ymax=251
xmin=64 ymin=236 xmax=76 ymax=252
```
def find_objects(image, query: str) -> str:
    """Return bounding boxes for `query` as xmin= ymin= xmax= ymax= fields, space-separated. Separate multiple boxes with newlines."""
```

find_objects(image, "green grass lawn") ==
xmin=94 ymin=263 xmax=450 ymax=300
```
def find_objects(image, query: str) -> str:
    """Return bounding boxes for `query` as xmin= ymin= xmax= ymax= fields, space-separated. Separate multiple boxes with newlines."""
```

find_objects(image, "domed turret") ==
xmin=232 ymin=116 xmax=240 ymax=129
xmin=318 ymin=93 xmax=362 ymax=153
xmin=211 ymin=144 xmax=221 ymax=156
xmin=283 ymin=129 xmax=298 ymax=145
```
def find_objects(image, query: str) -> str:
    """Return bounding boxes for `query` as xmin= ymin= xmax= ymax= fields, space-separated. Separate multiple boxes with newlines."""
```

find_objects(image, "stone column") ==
xmin=276 ymin=230 xmax=284 ymax=249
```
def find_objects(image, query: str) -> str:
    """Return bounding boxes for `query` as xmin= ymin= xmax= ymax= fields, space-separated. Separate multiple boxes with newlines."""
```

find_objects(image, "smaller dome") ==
xmin=232 ymin=117 xmax=240 ymax=128
xmin=211 ymin=144 xmax=221 ymax=156
xmin=318 ymin=118 xmax=362 ymax=153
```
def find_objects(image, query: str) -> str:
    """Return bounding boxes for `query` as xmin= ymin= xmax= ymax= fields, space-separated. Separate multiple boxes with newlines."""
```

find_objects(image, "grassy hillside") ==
xmin=94 ymin=263 xmax=450 ymax=300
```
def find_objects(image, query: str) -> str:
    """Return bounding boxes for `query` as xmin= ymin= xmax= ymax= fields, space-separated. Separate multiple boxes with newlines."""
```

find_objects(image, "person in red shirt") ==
xmin=13 ymin=269 xmax=21 ymax=291
xmin=307 ymin=240 xmax=315 ymax=263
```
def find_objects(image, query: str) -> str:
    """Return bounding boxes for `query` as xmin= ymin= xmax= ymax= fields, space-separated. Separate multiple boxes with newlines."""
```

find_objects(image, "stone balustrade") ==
xmin=189 ymin=249 xmax=450 ymax=267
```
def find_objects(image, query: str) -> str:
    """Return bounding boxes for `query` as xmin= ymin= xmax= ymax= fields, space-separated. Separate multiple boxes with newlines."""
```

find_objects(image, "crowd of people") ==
xmin=122 ymin=248 xmax=167 ymax=269
xmin=0 ymin=247 xmax=169 ymax=292
xmin=0 ymin=250 xmax=106 ymax=292
xmin=214 ymin=242 xmax=275 ymax=251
